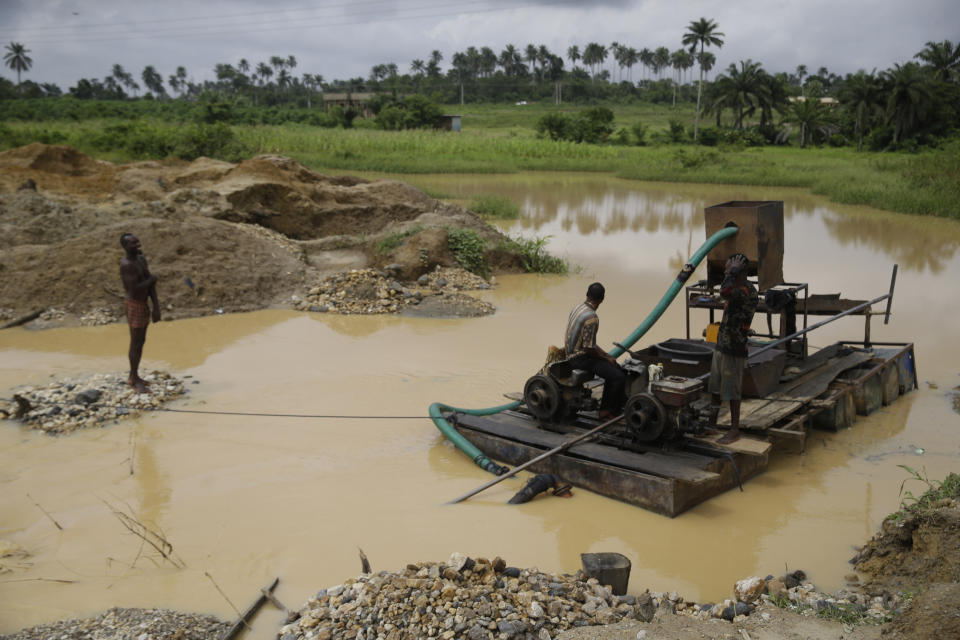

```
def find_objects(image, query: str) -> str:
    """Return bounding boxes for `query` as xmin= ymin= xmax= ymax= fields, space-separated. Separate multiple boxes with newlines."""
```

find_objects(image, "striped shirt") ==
xmin=564 ymin=301 xmax=599 ymax=357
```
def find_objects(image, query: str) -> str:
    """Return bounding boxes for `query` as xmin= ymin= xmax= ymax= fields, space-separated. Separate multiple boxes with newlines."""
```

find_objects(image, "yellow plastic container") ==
xmin=704 ymin=323 xmax=721 ymax=343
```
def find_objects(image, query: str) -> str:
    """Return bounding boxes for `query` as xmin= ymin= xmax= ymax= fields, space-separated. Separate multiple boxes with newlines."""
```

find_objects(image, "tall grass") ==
xmin=1 ymin=112 xmax=957 ymax=219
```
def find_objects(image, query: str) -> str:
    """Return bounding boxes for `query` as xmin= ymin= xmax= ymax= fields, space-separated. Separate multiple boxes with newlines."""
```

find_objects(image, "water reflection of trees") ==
xmin=518 ymin=189 xmax=707 ymax=236
xmin=421 ymin=174 xmax=959 ymax=275
xmin=821 ymin=210 xmax=960 ymax=274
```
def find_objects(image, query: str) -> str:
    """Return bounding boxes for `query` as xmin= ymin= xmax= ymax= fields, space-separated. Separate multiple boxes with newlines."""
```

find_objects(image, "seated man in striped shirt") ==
xmin=564 ymin=282 xmax=626 ymax=420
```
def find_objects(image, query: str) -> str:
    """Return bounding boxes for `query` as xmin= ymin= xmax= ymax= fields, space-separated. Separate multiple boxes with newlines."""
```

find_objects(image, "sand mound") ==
xmin=0 ymin=144 xmax=530 ymax=323
xmin=853 ymin=502 xmax=960 ymax=593
xmin=0 ymin=143 xmax=107 ymax=176
xmin=0 ymin=217 xmax=309 ymax=318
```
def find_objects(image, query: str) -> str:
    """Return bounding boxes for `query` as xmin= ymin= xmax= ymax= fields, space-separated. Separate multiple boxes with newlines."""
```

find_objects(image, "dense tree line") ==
xmin=2 ymin=25 xmax=959 ymax=151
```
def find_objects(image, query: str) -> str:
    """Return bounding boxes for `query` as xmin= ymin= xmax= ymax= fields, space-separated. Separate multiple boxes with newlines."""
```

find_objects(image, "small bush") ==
xmin=697 ymin=127 xmax=720 ymax=146
xmin=535 ymin=113 xmax=569 ymax=141
xmin=447 ymin=228 xmax=487 ymax=275
xmin=174 ymin=123 xmax=248 ymax=161
xmin=672 ymin=148 xmax=720 ymax=169
xmin=374 ymin=225 xmax=423 ymax=254
xmin=631 ymin=121 xmax=649 ymax=146
xmin=668 ymin=119 xmax=686 ymax=143
xmin=470 ymin=195 xmax=520 ymax=219
xmin=375 ymin=105 xmax=406 ymax=131
xmin=511 ymin=235 xmax=568 ymax=274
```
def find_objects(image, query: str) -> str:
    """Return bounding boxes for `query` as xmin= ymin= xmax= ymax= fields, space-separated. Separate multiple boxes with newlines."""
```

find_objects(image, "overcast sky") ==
xmin=1 ymin=0 xmax=957 ymax=90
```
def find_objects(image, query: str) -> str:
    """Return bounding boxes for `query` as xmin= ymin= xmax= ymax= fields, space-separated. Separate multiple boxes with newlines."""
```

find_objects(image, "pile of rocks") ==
xmin=280 ymin=553 xmax=659 ymax=640
xmin=1 ymin=607 xmax=229 ymax=640
xmin=279 ymin=556 xmax=903 ymax=640
xmin=671 ymin=570 xmax=898 ymax=625
xmin=79 ymin=306 xmax=118 ymax=326
xmin=414 ymin=266 xmax=494 ymax=292
xmin=0 ymin=371 xmax=187 ymax=434
xmin=297 ymin=266 xmax=494 ymax=316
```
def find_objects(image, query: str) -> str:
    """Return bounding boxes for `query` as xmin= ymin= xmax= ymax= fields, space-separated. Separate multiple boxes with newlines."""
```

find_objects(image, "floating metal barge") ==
xmin=438 ymin=201 xmax=918 ymax=517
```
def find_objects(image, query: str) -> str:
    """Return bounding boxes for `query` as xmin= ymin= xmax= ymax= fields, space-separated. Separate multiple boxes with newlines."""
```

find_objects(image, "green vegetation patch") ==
xmin=470 ymin=194 xmax=520 ymax=219
xmin=509 ymin=235 xmax=569 ymax=275
xmin=374 ymin=225 xmax=424 ymax=254
xmin=891 ymin=467 xmax=960 ymax=519
xmin=447 ymin=228 xmax=487 ymax=276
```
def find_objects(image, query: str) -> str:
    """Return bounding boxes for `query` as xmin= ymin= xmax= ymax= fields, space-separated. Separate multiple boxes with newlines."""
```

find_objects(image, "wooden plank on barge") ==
xmin=452 ymin=411 xmax=719 ymax=485
xmin=451 ymin=425 xmax=766 ymax=517
xmin=770 ymin=351 xmax=875 ymax=400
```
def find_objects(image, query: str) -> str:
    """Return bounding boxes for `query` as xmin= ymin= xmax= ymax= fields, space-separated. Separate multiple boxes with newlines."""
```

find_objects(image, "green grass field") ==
xmin=1 ymin=101 xmax=957 ymax=219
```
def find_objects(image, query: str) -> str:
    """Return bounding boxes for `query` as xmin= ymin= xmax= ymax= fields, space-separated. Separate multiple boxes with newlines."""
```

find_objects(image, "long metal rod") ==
xmin=749 ymin=292 xmax=892 ymax=359
xmin=884 ymin=264 xmax=898 ymax=324
xmin=447 ymin=414 xmax=624 ymax=505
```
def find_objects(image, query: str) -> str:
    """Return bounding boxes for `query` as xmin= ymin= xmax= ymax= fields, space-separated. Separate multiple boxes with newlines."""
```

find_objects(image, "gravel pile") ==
xmin=0 ymin=607 xmax=229 ymax=640
xmin=280 ymin=553 xmax=659 ymax=640
xmin=279 ymin=557 xmax=902 ymax=640
xmin=1 ymin=371 xmax=187 ymax=434
xmin=298 ymin=266 xmax=494 ymax=316
xmin=79 ymin=306 xmax=119 ymax=326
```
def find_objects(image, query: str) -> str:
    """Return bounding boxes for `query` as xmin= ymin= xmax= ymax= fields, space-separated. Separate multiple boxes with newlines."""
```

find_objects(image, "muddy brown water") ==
xmin=2 ymin=174 xmax=959 ymax=638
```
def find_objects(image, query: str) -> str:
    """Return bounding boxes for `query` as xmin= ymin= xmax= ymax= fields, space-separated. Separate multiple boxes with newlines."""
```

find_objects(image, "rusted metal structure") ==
xmin=705 ymin=200 xmax=784 ymax=290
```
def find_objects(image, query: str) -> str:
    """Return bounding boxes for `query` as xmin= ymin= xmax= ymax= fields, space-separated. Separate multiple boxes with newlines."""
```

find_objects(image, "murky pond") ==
xmin=2 ymin=174 xmax=959 ymax=638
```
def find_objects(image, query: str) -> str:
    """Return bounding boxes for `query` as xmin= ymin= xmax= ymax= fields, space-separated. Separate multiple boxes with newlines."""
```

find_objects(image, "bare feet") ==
xmin=598 ymin=409 xmax=615 ymax=420
xmin=128 ymin=377 xmax=150 ymax=394
xmin=717 ymin=430 xmax=741 ymax=444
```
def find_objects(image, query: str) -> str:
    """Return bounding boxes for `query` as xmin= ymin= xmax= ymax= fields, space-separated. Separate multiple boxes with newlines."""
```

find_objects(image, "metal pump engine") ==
xmin=523 ymin=355 xmax=707 ymax=446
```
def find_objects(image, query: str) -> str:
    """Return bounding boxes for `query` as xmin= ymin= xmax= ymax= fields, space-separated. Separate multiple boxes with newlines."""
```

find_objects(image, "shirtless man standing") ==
xmin=119 ymin=233 xmax=160 ymax=393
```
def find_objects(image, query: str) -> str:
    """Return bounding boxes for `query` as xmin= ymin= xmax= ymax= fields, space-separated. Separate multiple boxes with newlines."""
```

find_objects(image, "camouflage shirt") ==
xmin=717 ymin=276 xmax=758 ymax=357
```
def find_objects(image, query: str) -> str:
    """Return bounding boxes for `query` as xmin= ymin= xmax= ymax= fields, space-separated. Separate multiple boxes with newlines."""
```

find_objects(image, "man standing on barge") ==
xmin=120 ymin=232 xmax=161 ymax=393
xmin=708 ymin=253 xmax=758 ymax=444
xmin=565 ymin=282 xmax=625 ymax=420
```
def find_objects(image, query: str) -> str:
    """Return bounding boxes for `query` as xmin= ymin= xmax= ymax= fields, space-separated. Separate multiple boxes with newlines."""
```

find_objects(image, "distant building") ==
xmin=437 ymin=115 xmax=462 ymax=132
xmin=788 ymin=96 xmax=839 ymax=106
xmin=322 ymin=92 xmax=376 ymax=117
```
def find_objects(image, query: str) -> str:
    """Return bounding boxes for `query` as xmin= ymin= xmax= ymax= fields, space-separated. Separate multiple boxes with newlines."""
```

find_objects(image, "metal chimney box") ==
xmin=705 ymin=201 xmax=784 ymax=291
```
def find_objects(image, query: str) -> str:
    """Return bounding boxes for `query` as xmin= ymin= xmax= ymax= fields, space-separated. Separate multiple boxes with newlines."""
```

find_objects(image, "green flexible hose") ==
xmin=431 ymin=225 xmax=739 ymax=475
xmin=609 ymin=225 xmax=739 ymax=357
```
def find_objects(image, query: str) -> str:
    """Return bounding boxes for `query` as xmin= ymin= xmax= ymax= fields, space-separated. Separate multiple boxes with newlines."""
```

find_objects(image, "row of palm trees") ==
xmin=703 ymin=51 xmax=959 ymax=150
xmin=5 ymin=28 xmax=959 ymax=149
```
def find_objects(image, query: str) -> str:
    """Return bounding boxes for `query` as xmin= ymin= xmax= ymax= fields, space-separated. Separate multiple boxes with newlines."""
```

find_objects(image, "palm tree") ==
xmin=840 ymin=70 xmax=882 ymax=150
xmin=624 ymin=48 xmax=639 ymax=83
xmin=567 ymin=45 xmax=580 ymax=71
xmin=713 ymin=60 xmax=770 ymax=129
xmin=639 ymin=48 xmax=653 ymax=81
xmin=653 ymin=47 xmax=670 ymax=81
xmin=499 ymin=44 xmax=523 ymax=77
xmin=168 ymin=66 xmax=187 ymax=97
xmin=141 ymin=65 xmax=166 ymax=98
xmin=795 ymin=64 xmax=808 ymax=95
xmin=256 ymin=62 xmax=272 ymax=86
xmin=524 ymin=44 xmax=538 ymax=80
xmin=914 ymin=39 xmax=960 ymax=82
xmin=682 ymin=17 xmax=725 ymax=140
xmin=783 ymin=98 xmax=834 ymax=148
xmin=4 ymin=42 xmax=32 ymax=86
xmin=883 ymin=62 xmax=932 ymax=145
xmin=479 ymin=47 xmax=497 ymax=78
xmin=428 ymin=49 xmax=443 ymax=78
xmin=582 ymin=42 xmax=607 ymax=80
